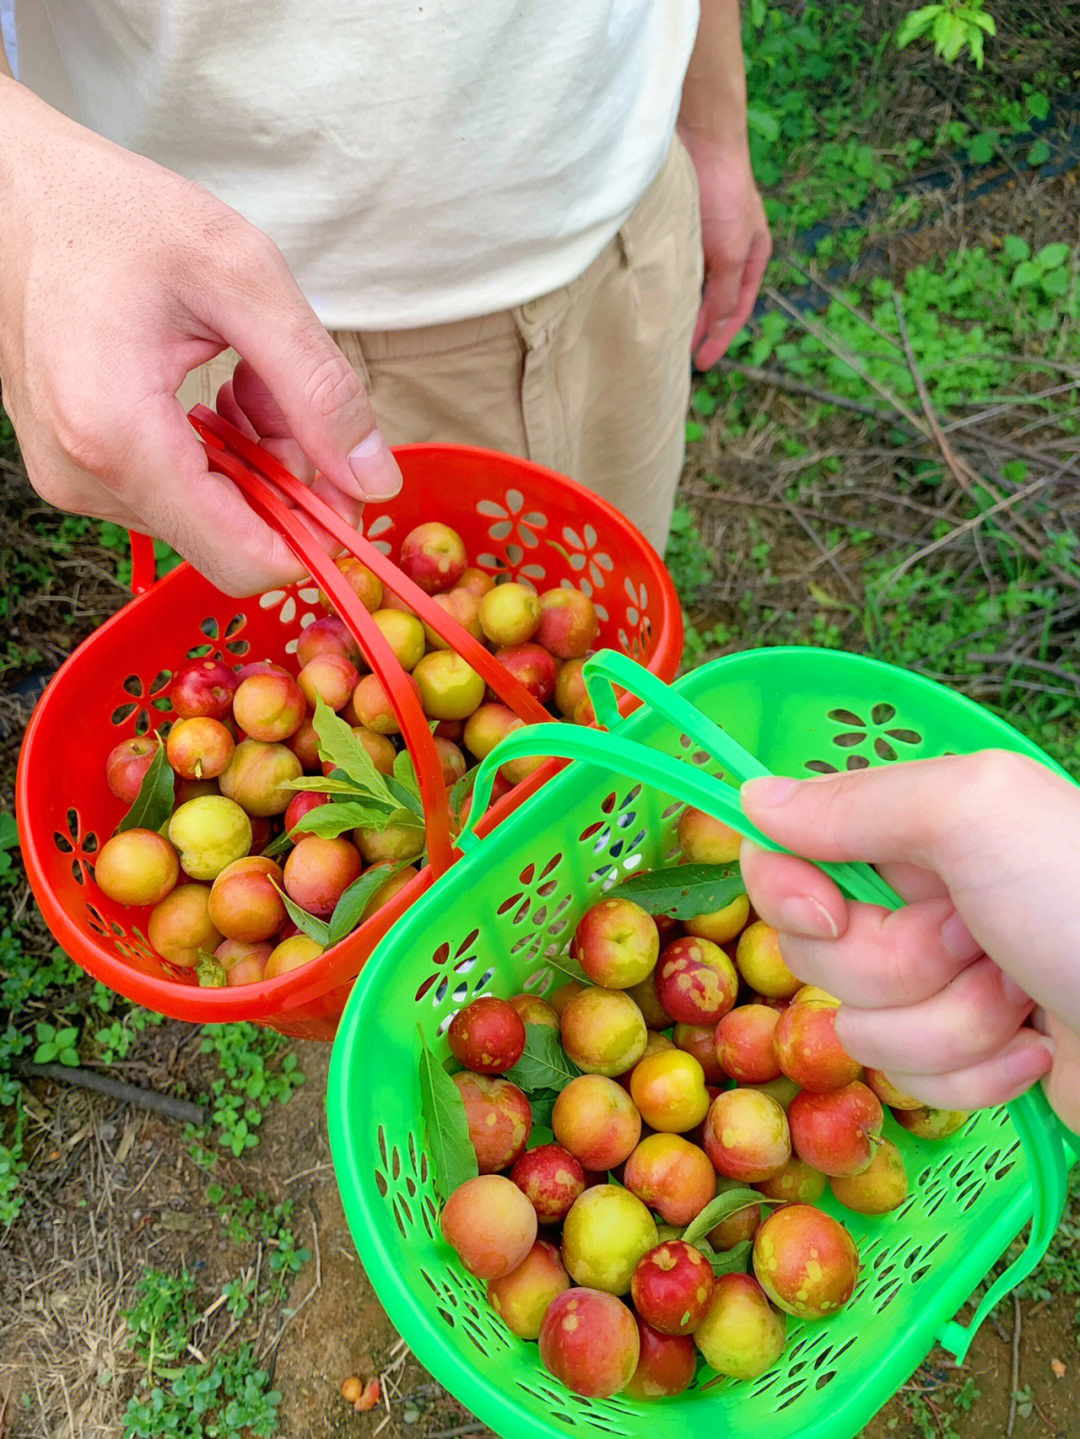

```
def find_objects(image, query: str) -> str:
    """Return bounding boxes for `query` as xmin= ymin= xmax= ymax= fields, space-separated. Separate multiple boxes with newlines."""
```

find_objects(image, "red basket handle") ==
xmin=188 ymin=409 xmax=551 ymax=724
xmin=206 ymin=452 xmax=456 ymax=872
xmin=184 ymin=407 xmax=553 ymax=877
xmin=129 ymin=531 xmax=158 ymax=596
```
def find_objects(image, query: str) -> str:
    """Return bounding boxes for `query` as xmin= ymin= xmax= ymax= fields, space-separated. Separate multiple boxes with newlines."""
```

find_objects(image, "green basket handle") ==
xmin=938 ymin=1082 xmax=1071 ymax=1361
xmin=457 ymin=650 xmax=1077 ymax=1363
xmin=583 ymin=651 xmax=898 ymax=909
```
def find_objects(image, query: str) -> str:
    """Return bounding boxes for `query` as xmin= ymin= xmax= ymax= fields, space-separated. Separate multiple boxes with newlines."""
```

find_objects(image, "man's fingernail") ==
xmin=348 ymin=430 xmax=403 ymax=500
xmin=776 ymin=895 xmax=839 ymax=939
xmin=742 ymin=776 xmax=799 ymax=808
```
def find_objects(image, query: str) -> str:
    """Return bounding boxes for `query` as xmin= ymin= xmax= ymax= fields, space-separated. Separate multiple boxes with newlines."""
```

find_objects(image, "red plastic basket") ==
xmin=16 ymin=411 xmax=683 ymax=1039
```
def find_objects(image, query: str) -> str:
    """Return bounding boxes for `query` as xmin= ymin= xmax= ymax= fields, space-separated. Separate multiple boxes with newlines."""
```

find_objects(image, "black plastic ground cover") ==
xmin=754 ymin=94 xmax=1080 ymax=318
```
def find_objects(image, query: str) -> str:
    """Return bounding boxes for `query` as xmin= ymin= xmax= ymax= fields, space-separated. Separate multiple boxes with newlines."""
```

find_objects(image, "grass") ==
xmin=742 ymin=1 xmax=1075 ymax=242
xmin=884 ymin=1376 xmax=983 ymax=1439
xmin=670 ymin=221 xmax=1080 ymax=775
xmin=117 ymin=1184 xmax=311 ymax=1438
xmin=183 ymin=1023 xmax=306 ymax=1164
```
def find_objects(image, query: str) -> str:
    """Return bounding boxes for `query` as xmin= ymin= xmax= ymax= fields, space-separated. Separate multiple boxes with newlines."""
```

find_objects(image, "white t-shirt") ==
xmin=11 ymin=1 xmax=700 ymax=330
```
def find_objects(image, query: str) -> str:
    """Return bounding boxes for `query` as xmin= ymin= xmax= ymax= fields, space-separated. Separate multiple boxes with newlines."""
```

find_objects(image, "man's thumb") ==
xmin=207 ymin=248 xmax=402 ymax=502
xmin=266 ymin=329 xmax=401 ymax=501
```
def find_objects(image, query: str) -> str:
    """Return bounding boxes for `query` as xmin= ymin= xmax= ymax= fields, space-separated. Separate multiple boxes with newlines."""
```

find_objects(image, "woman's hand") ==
xmin=739 ymin=752 xmax=1080 ymax=1131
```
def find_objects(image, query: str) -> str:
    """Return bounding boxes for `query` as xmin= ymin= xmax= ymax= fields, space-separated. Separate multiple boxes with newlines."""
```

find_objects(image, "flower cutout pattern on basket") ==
xmin=113 ymin=922 xmax=162 ymax=972
xmin=83 ymin=889 xmax=184 ymax=978
xmin=257 ymin=585 xmax=325 ymax=656
xmin=474 ymin=489 xmax=550 ymax=586
xmin=108 ymin=668 xmax=174 ymax=736
xmin=108 ymin=611 xmax=255 ymax=735
xmin=409 ymin=782 xmax=662 ymax=1020
xmin=728 ymin=1112 xmax=1017 ymax=1411
xmin=616 ymin=574 xmax=655 ymax=663
xmin=375 ymin=1114 xmax=644 ymax=1426
xmin=184 ymin=609 xmax=253 ymax=663
xmin=805 ymin=702 xmax=925 ymax=774
xmin=352 ymin=702 xmax=1048 ymax=1439
xmin=52 ymin=806 xmax=98 ymax=892
xmin=551 ymin=524 xmax=615 ymax=625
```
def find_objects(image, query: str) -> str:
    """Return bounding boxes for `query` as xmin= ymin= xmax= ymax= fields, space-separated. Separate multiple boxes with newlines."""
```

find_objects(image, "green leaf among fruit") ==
xmin=693 ymin=1237 xmax=755 ymax=1278
xmin=418 ymin=1026 xmax=478 ymax=1200
xmin=327 ymin=859 xmax=414 ymax=946
xmin=681 ymin=1186 xmax=778 ymax=1249
xmin=505 ymin=1023 xmax=583 ymax=1094
xmin=269 ymin=882 xmax=330 ymax=946
xmin=116 ymin=737 xmax=175 ymax=835
xmin=608 ymin=863 xmax=746 ymax=919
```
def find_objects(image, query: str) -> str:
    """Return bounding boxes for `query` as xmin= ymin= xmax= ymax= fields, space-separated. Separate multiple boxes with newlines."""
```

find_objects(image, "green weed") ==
xmin=0 ymin=814 xmax=19 ymax=887
xmin=94 ymin=1008 xmax=165 ymax=1066
xmin=119 ymin=1193 xmax=306 ymax=1436
xmin=665 ymin=506 xmax=716 ymax=607
xmin=184 ymin=1023 xmax=305 ymax=1161
xmin=864 ymin=554 xmax=1080 ymax=774
xmin=884 ymin=1373 xmax=982 ymax=1437
xmin=205 ymin=1183 xmax=312 ymax=1300
xmin=0 ymin=925 xmax=87 ymax=1228
xmin=896 ymin=1 xmax=996 ymax=70
xmin=0 ymin=933 xmax=82 ymax=1013
xmin=31 ymin=1020 xmax=81 ymax=1067
xmin=743 ymin=3 xmax=1073 ymax=242
xmin=0 ymin=1095 xmax=28 ymax=1227
xmin=122 ymin=1344 xmax=281 ymax=1439
xmin=124 ymin=1269 xmax=201 ymax=1382
xmin=729 ymin=248 xmax=1079 ymax=420
xmin=43 ymin=514 xmax=182 ymax=585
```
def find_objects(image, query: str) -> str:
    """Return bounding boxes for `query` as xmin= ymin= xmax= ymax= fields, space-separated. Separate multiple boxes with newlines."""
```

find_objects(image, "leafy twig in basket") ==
xmin=116 ymin=737 xmax=174 ymax=835
xmin=418 ymin=1027 xmax=477 ymax=1201
xmin=607 ymin=865 xmax=745 ymax=920
xmin=297 ymin=696 xmax=426 ymax=834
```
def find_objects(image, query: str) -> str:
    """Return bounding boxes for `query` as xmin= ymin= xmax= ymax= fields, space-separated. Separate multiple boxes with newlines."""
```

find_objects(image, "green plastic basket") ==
xmin=328 ymin=647 xmax=1079 ymax=1439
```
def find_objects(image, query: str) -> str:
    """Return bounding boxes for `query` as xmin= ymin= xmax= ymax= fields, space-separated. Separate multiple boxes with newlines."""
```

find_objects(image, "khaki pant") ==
xmin=179 ymin=138 xmax=703 ymax=556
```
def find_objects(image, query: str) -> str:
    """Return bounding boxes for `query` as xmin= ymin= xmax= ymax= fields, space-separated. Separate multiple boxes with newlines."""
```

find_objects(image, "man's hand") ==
xmin=0 ymin=76 xmax=401 ymax=597
xmin=681 ymin=133 xmax=771 ymax=370
xmin=678 ymin=0 xmax=772 ymax=371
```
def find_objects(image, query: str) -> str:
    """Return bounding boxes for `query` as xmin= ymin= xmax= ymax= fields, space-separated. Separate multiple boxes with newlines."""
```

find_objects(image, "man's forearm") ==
xmin=678 ymin=0 xmax=749 ymax=150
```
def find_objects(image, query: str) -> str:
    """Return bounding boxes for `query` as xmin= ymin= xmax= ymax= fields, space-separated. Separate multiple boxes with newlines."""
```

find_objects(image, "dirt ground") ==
xmin=267 ymin=1049 xmax=1080 ymax=1439
xmin=3 ymin=1030 xmax=1074 ymax=1439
